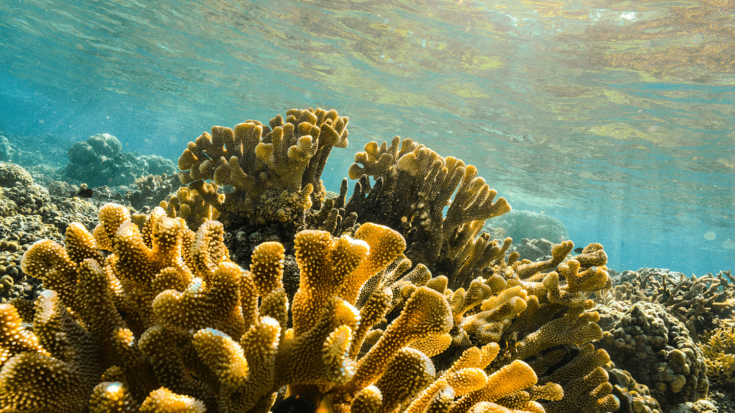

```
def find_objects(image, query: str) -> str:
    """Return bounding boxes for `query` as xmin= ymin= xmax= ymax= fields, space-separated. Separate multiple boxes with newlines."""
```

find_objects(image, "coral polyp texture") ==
xmin=699 ymin=326 xmax=735 ymax=387
xmin=1 ymin=195 xmax=627 ymax=413
xmin=175 ymin=108 xmax=348 ymax=230
xmin=342 ymin=136 xmax=512 ymax=274
xmin=595 ymin=301 xmax=709 ymax=410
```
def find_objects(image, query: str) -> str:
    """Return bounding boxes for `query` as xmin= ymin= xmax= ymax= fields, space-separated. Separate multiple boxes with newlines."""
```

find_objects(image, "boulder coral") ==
xmin=596 ymin=301 xmax=709 ymax=410
xmin=65 ymin=133 xmax=176 ymax=188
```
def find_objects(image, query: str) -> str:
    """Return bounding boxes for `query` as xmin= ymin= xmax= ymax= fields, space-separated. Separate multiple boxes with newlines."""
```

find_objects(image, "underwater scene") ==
xmin=0 ymin=0 xmax=733 ymax=412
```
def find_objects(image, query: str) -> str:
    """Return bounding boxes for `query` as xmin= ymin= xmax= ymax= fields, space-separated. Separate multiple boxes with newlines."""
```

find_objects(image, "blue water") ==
xmin=1 ymin=0 xmax=733 ymax=275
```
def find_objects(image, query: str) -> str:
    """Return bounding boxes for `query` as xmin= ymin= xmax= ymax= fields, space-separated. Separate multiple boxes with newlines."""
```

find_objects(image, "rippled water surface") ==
xmin=1 ymin=0 xmax=733 ymax=273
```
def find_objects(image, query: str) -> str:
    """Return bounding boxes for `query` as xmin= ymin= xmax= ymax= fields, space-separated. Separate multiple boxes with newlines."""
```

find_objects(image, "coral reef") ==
xmin=0 ymin=214 xmax=58 ymax=299
xmin=65 ymin=133 xmax=176 ymax=187
xmin=1 ymin=171 xmax=100 ymax=232
xmin=607 ymin=268 xmax=735 ymax=340
xmin=126 ymin=173 xmax=182 ymax=212
xmin=609 ymin=368 xmax=662 ymax=413
xmin=161 ymin=181 xmax=223 ymax=231
xmin=176 ymin=108 xmax=348 ymax=231
xmin=355 ymin=236 xmax=619 ymax=411
xmin=0 ymin=162 xmax=33 ymax=188
xmin=311 ymin=136 xmax=513 ymax=293
xmin=510 ymin=238 xmax=556 ymax=263
xmin=345 ymin=137 xmax=511 ymax=267
xmin=7 ymin=107 xmax=728 ymax=412
xmin=699 ymin=327 xmax=735 ymax=387
xmin=596 ymin=300 xmax=709 ymax=409
xmin=0 ymin=132 xmax=72 ymax=171
xmin=2 ymin=203 xmax=566 ymax=413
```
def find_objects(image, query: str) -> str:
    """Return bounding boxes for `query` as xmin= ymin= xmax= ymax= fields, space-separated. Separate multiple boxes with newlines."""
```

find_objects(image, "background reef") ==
xmin=0 ymin=108 xmax=733 ymax=413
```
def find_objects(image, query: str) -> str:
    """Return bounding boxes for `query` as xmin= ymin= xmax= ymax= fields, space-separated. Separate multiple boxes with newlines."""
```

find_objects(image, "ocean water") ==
xmin=0 ymin=0 xmax=733 ymax=275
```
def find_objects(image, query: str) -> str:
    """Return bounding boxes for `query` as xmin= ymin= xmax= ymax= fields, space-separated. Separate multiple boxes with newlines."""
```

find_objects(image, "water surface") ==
xmin=1 ymin=0 xmax=733 ymax=273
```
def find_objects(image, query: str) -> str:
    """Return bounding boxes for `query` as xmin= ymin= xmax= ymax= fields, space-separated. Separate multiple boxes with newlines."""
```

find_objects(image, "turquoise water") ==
xmin=1 ymin=0 xmax=733 ymax=274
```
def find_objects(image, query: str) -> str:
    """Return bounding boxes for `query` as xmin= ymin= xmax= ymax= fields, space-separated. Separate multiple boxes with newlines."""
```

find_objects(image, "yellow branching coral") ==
xmin=7 ymin=204 xmax=485 ymax=413
xmin=537 ymin=344 xmax=619 ymax=413
xmin=291 ymin=230 xmax=369 ymax=336
xmin=514 ymin=308 xmax=602 ymax=361
xmin=341 ymin=223 xmax=407 ymax=305
xmin=543 ymin=260 xmax=610 ymax=308
xmin=515 ymin=241 xmax=573 ymax=281
xmin=3 ymin=103 xmax=636 ymax=413
xmin=177 ymin=108 xmax=349 ymax=228
xmin=249 ymin=241 xmax=285 ymax=297
xmin=372 ymin=347 xmax=436 ymax=412
xmin=5 ymin=204 xmax=234 ymax=411
xmin=447 ymin=360 xmax=538 ymax=413
xmin=19 ymin=238 xmax=83 ymax=314
xmin=345 ymin=137 xmax=510 ymax=269
xmin=161 ymin=183 xmax=223 ymax=231
xmin=348 ymin=136 xmax=402 ymax=180
xmin=0 ymin=303 xmax=47 ymax=365
xmin=698 ymin=326 xmax=735 ymax=386
xmin=341 ymin=286 xmax=454 ymax=392
xmin=459 ymin=286 xmax=528 ymax=344
xmin=362 ymin=235 xmax=614 ymax=411
xmin=139 ymin=387 xmax=207 ymax=413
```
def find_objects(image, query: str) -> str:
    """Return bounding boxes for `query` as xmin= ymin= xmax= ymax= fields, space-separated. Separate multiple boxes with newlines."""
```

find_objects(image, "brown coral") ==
xmin=345 ymin=137 xmax=511 ymax=270
xmin=11 ymin=205 xmax=535 ymax=413
xmin=176 ymin=108 xmax=349 ymax=229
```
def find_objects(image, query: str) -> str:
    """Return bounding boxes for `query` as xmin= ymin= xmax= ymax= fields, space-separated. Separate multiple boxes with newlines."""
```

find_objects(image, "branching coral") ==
xmin=161 ymin=182 xmax=223 ymax=231
xmin=3 ymin=107 xmax=655 ymax=413
xmin=176 ymin=108 xmax=349 ymax=229
xmin=606 ymin=269 xmax=735 ymax=341
xmin=353 ymin=234 xmax=617 ymax=411
xmin=4 ymin=198 xmax=626 ymax=413
xmin=6 ymin=203 xmax=545 ymax=413
xmin=342 ymin=137 xmax=511 ymax=275
xmin=698 ymin=326 xmax=735 ymax=387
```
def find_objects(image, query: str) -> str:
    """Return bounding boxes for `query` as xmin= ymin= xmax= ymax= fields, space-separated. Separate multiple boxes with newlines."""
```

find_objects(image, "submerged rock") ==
xmin=488 ymin=209 xmax=569 ymax=245
xmin=64 ymin=133 xmax=175 ymax=187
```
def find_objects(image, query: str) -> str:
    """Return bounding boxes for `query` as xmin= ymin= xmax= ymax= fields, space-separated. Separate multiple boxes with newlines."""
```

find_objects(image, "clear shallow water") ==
xmin=0 ymin=0 xmax=733 ymax=274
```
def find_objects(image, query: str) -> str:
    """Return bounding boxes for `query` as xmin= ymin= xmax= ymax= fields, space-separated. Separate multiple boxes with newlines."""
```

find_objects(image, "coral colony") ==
xmin=0 ymin=108 xmax=731 ymax=412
